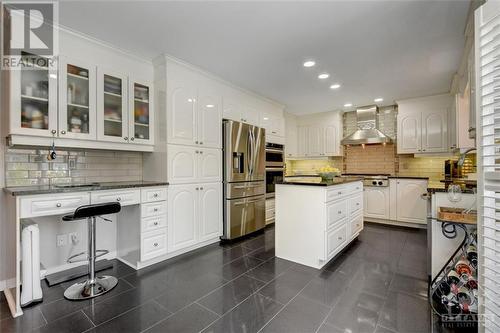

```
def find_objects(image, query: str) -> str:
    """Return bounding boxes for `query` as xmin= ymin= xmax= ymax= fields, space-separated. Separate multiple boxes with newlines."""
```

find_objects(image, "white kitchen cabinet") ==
xmin=129 ymin=78 xmax=154 ymax=145
xmin=363 ymin=186 xmax=390 ymax=219
xmin=396 ymin=179 xmax=428 ymax=224
xmin=397 ymin=94 xmax=451 ymax=154
xmin=284 ymin=113 xmax=298 ymax=158
xmin=198 ymin=87 xmax=222 ymax=148
xmin=167 ymin=79 xmax=198 ymax=146
xmin=450 ymin=92 xmax=475 ymax=150
xmin=168 ymin=184 xmax=198 ymax=252
xmin=9 ymin=53 xmax=58 ymax=137
xmin=167 ymin=144 xmax=222 ymax=184
xmin=241 ymin=105 xmax=260 ymax=125
xmin=223 ymin=98 xmax=259 ymax=125
xmin=308 ymin=125 xmax=324 ymax=156
xmin=323 ymin=125 xmax=339 ymax=156
xmin=198 ymin=183 xmax=223 ymax=242
xmin=97 ymin=67 xmax=129 ymax=143
xmin=260 ymin=111 xmax=285 ymax=138
xmin=168 ymin=183 xmax=222 ymax=252
xmin=58 ymin=57 xmax=97 ymax=140
xmin=297 ymin=126 xmax=309 ymax=157
xmin=296 ymin=123 xmax=341 ymax=157
xmin=325 ymin=225 xmax=347 ymax=259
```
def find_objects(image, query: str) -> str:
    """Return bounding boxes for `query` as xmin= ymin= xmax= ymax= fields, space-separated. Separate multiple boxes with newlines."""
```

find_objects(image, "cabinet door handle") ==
xmin=153 ymin=208 xmax=159 ymax=212
xmin=356 ymin=203 xmax=360 ymax=206
xmin=61 ymin=130 xmax=66 ymax=135
xmin=117 ymin=197 xmax=121 ymax=201
xmin=153 ymin=193 xmax=158 ymax=198
xmin=56 ymin=203 xmax=61 ymax=207
xmin=195 ymin=150 xmax=199 ymax=154
xmin=338 ymin=191 xmax=342 ymax=195
xmin=195 ymin=141 xmax=199 ymax=144
xmin=153 ymin=222 xmax=159 ymax=226
xmin=200 ymin=141 xmax=203 ymax=145
xmin=200 ymin=187 xmax=203 ymax=190
xmin=153 ymin=242 xmax=158 ymax=247
xmin=51 ymin=129 xmax=56 ymax=135
xmin=130 ymin=137 xmax=135 ymax=141
xmin=338 ymin=210 xmax=342 ymax=214
xmin=200 ymin=151 xmax=203 ymax=154
xmin=337 ymin=236 xmax=343 ymax=240
xmin=124 ymin=137 xmax=128 ymax=141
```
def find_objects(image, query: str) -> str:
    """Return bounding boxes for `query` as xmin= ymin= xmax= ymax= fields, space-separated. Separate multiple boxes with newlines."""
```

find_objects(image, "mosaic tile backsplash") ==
xmin=5 ymin=148 xmax=143 ymax=187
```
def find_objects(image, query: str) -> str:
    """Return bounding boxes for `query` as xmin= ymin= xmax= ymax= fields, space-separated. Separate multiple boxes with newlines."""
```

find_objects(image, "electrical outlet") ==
xmin=68 ymin=156 xmax=77 ymax=170
xmin=56 ymin=234 xmax=67 ymax=247
xmin=68 ymin=232 xmax=78 ymax=245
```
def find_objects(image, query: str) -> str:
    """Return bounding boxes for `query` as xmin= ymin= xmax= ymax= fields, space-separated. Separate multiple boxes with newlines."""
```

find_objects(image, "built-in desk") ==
xmin=3 ymin=181 xmax=169 ymax=318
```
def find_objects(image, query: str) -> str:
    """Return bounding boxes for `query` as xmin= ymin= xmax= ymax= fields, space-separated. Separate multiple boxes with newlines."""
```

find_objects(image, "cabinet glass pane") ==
xmin=134 ymin=83 xmax=150 ymax=140
xmin=66 ymin=64 xmax=90 ymax=134
xmin=103 ymin=74 xmax=122 ymax=137
xmin=20 ymin=53 xmax=49 ymax=129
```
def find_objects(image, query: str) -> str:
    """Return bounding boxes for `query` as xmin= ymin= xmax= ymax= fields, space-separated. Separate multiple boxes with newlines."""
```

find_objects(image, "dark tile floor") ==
xmin=0 ymin=223 xmax=434 ymax=333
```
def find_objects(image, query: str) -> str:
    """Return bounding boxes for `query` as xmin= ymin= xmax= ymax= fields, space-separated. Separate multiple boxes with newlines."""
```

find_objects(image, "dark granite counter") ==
xmin=427 ymin=187 xmax=476 ymax=194
xmin=4 ymin=181 xmax=169 ymax=196
xmin=388 ymin=176 xmax=429 ymax=180
xmin=278 ymin=177 xmax=363 ymax=187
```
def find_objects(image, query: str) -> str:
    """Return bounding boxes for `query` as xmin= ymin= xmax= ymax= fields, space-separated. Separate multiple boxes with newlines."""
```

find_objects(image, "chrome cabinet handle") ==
xmin=195 ymin=141 xmax=199 ymax=144
xmin=61 ymin=130 xmax=66 ymax=135
xmin=56 ymin=203 xmax=61 ymax=207
xmin=130 ymin=137 xmax=135 ymax=141
xmin=153 ymin=208 xmax=159 ymax=212
xmin=153 ymin=242 xmax=158 ymax=247
xmin=200 ymin=141 xmax=203 ymax=145
xmin=338 ymin=236 xmax=343 ymax=240
xmin=51 ymin=129 xmax=56 ymax=135
xmin=200 ymin=187 xmax=204 ymax=190
xmin=124 ymin=137 xmax=128 ymax=141
xmin=154 ymin=222 xmax=159 ymax=226
xmin=338 ymin=191 xmax=342 ymax=195
xmin=153 ymin=193 xmax=158 ymax=198
xmin=195 ymin=187 xmax=199 ymax=190
xmin=338 ymin=210 xmax=342 ymax=214
xmin=200 ymin=151 xmax=203 ymax=154
xmin=195 ymin=150 xmax=199 ymax=154
xmin=117 ymin=197 xmax=121 ymax=201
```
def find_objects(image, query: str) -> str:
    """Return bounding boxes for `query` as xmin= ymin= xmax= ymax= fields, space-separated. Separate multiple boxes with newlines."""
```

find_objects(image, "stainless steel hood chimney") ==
xmin=341 ymin=105 xmax=392 ymax=145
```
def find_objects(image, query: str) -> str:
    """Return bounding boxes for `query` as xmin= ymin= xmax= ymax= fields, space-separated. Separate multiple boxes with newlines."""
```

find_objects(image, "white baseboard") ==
xmin=0 ymin=278 xmax=16 ymax=292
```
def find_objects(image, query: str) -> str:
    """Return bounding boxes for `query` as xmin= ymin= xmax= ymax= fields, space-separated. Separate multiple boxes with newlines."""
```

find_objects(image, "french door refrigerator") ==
xmin=222 ymin=119 xmax=266 ymax=240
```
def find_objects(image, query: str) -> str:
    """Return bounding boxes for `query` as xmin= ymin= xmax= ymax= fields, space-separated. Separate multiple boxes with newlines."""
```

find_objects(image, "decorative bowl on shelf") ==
xmin=319 ymin=171 xmax=341 ymax=181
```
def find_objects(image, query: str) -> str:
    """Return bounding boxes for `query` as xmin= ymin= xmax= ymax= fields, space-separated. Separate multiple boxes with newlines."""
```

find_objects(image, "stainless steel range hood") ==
xmin=341 ymin=105 xmax=392 ymax=145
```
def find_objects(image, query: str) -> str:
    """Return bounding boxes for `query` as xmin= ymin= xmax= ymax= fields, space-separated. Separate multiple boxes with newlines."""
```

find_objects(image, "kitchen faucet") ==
xmin=457 ymin=148 xmax=477 ymax=166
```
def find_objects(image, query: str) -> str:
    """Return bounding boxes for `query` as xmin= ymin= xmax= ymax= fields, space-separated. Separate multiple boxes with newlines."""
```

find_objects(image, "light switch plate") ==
xmin=56 ymin=234 xmax=67 ymax=247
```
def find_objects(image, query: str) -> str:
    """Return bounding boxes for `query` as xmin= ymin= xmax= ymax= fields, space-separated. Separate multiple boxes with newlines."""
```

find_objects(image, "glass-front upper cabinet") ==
xmin=129 ymin=79 xmax=154 ymax=145
xmin=10 ymin=52 xmax=58 ymax=137
xmin=97 ymin=68 xmax=128 ymax=143
xmin=59 ymin=57 xmax=96 ymax=140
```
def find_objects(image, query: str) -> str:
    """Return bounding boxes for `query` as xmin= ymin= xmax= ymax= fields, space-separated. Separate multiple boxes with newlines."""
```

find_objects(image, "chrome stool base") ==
xmin=64 ymin=275 xmax=118 ymax=300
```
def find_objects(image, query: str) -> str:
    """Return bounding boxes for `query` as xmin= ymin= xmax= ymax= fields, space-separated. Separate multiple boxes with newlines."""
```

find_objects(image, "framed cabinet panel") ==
xmin=324 ymin=125 xmax=338 ymax=156
xmin=198 ymin=148 xmax=222 ymax=183
xmin=363 ymin=187 xmax=390 ymax=219
xmin=167 ymin=80 xmax=198 ymax=146
xmin=129 ymin=78 xmax=154 ymax=145
xmin=396 ymin=179 xmax=428 ymax=224
xmin=167 ymin=145 xmax=198 ymax=184
xmin=198 ymin=89 xmax=222 ymax=148
xmin=58 ymin=57 xmax=96 ymax=140
xmin=97 ymin=67 xmax=128 ymax=143
xmin=198 ymin=182 xmax=222 ymax=242
xmin=168 ymin=185 xmax=198 ymax=252
xmin=398 ymin=113 xmax=421 ymax=153
xmin=422 ymin=108 xmax=448 ymax=153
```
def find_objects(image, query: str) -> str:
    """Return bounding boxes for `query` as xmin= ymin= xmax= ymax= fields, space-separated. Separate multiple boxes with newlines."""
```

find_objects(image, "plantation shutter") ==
xmin=476 ymin=2 xmax=500 ymax=331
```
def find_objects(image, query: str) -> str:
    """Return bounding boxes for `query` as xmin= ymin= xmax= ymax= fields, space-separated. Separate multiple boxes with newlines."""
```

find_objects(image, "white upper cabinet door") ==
xmin=396 ymin=179 xmax=428 ymax=224
xmin=168 ymin=184 xmax=198 ymax=252
xmin=198 ymin=182 xmax=223 ymax=242
xmin=421 ymin=108 xmax=448 ymax=153
xmin=97 ymin=67 xmax=129 ymax=143
xmin=397 ymin=112 xmax=421 ymax=153
xmin=10 ymin=53 xmax=58 ymax=137
xmin=323 ymin=125 xmax=338 ymax=156
xmin=58 ymin=57 xmax=96 ymax=140
xmin=197 ymin=89 xmax=222 ymax=148
xmin=241 ymin=105 xmax=259 ymax=125
xmin=167 ymin=145 xmax=198 ymax=184
xmin=222 ymin=97 xmax=242 ymax=122
xmin=167 ymin=79 xmax=197 ymax=146
xmin=129 ymin=78 xmax=154 ymax=145
xmin=297 ymin=126 xmax=309 ymax=156
xmin=285 ymin=114 xmax=298 ymax=158
xmin=198 ymin=148 xmax=222 ymax=183
xmin=308 ymin=125 xmax=323 ymax=156
xmin=363 ymin=187 xmax=390 ymax=219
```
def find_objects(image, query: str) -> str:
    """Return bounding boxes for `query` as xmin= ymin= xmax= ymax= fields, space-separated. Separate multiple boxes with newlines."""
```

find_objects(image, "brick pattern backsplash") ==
xmin=5 ymin=148 xmax=143 ymax=187
xmin=344 ymin=143 xmax=397 ymax=175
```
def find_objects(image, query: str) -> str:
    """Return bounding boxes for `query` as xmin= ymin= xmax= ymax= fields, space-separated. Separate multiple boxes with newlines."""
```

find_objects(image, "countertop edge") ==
xmin=277 ymin=177 xmax=363 ymax=187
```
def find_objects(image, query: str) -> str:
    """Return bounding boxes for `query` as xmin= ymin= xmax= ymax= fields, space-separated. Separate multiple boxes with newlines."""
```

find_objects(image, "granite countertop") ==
xmin=427 ymin=187 xmax=476 ymax=194
xmin=4 ymin=181 xmax=169 ymax=196
xmin=278 ymin=176 xmax=363 ymax=187
xmin=388 ymin=176 xmax=429 ymax=180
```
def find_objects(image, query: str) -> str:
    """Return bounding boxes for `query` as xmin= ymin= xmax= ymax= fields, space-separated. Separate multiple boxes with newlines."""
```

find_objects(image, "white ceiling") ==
xmin=58 ymin=1 xmax=470 ymax=114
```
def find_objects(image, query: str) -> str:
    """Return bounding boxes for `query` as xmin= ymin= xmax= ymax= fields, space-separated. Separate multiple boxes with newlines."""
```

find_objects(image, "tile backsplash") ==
xmin=5 ymin=148 xmax=143 ymax=187
xmin=344 ymin=143 xmax=397 ymax=175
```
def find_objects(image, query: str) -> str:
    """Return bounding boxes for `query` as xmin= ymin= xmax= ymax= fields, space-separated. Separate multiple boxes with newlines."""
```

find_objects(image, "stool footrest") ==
xmin=67 ymin=249 xmax=110 ymax=264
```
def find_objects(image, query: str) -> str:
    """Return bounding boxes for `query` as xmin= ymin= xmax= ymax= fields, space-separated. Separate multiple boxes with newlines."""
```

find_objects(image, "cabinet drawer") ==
xmin=346 ymin=182 xmax=362 ymax=194
xmin=266 ymin=207 xmax=275 ymax=220
xmin=265 ymin=198 xmax=275 ymax=209
xmin=141 ymin=214 xmax=167 ymax=233
xmin=141 ymin=228 xmax=167 ymax=262
xmin=325 ymin=186 xmax=347 ymax=202
xmin=141 ymin=187 xmax=167 ymax=203
xmin=91 ymin=189 xmax=140 ymax=207
xmin=350 ymin=213 xmax=363 ymax=238
xmin=349 ymin=194 xmax=363 ymax=215
xmin=20 ymin=193 xmax=90 ymax=218
xmin=325 ymin=224 xmax=347 ymax=260
xmin=141 ymin=201 xmax=167 ymax=218
xmin=326 ymin=200 xmax=347 ymax=229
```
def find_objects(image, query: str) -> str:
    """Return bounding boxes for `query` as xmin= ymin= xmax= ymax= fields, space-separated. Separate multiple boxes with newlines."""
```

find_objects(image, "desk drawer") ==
xmin=325 ymin=186 xmax=346 ymax=202
xmin=141 ymin=228 xmax=167 ymax=261
xmin=20 ymin=193 xmax=90 ymax=218
xmin=141 ymin=187 xmax=167 ymax=203
xmin=91 ymin=189 xmax=140 ymax=207
xmin=349 ymin=194 xmax=363 ymax=215
xmin=141 ymin=201 xmax=167 ymax=218
xmin=141 ymin=214 xmax=167 ymax=233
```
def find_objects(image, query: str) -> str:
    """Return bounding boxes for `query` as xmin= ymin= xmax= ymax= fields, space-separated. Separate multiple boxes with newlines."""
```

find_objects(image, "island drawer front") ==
xmin=266 ymin=207 xmax=275 ymax=221
xmin=20 ymin=193 xmax=90 ymax=218
xmin=141 ymin=202 xmax=167 ymax=218
xmin=325 ymin=186 xmax=347 ymax=202
xmin=350 ymin=213 xmax=364 ymax=238
xmin=91 ymin=189 xmax=141 ymax=206
xmin=141 ymin=214 xmax=167 ymax=233
xmin=346 ymin=182 xmax=363 ymax=193
xmin=349 ymin=194 xmax=363 ymax=215
xmin=141 ymin=187 xmax=167 ymax=203
xmin=141 ymin=228 xmax=167 ymax=261
xmin=325 ymin=224 xmax=347 ymax=260
xmin=326 ymin=200 xmax=348 ymax=229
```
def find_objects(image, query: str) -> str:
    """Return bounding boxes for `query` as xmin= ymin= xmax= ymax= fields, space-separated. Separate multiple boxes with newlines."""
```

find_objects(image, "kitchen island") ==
xmin=275 ymin=177 xmax=363 ymax=269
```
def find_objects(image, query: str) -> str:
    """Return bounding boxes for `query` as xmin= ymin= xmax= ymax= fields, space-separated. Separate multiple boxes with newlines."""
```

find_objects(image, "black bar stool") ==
xmin=62 ymin=202 xmax=121 ymax=300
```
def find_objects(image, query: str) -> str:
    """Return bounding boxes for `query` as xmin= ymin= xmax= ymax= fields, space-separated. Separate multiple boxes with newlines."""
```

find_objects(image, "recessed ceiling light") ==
xmin=206 ymin=104 xmax=214 ymax=108
xmin=318 ymin=73 xmax=329 ymax=79
xmin=303 ymin=60 xmax=315 ymax=67
xmin=330 ymin=83 xmax=341 ymax=89
xmin=374 ymin=98 xmax=383 ymax=102
xmin=344 ymin=103 xmax=353 ymax=107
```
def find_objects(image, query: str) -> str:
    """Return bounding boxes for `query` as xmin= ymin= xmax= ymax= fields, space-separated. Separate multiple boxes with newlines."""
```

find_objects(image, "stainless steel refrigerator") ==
xmin=222 ymin=119 xmax=266 ymax=240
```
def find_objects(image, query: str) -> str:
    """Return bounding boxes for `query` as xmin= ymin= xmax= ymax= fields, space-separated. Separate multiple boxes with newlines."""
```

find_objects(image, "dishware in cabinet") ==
xmin=129 ymin=79 xmax=154 ymax=145
xmin=9 ymin=52 xmax=58 ymax=137
xmin=58 ymin=57 xmax=96 ymax=140
xmin=97 ymin=67 xmax=128 ymax=143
